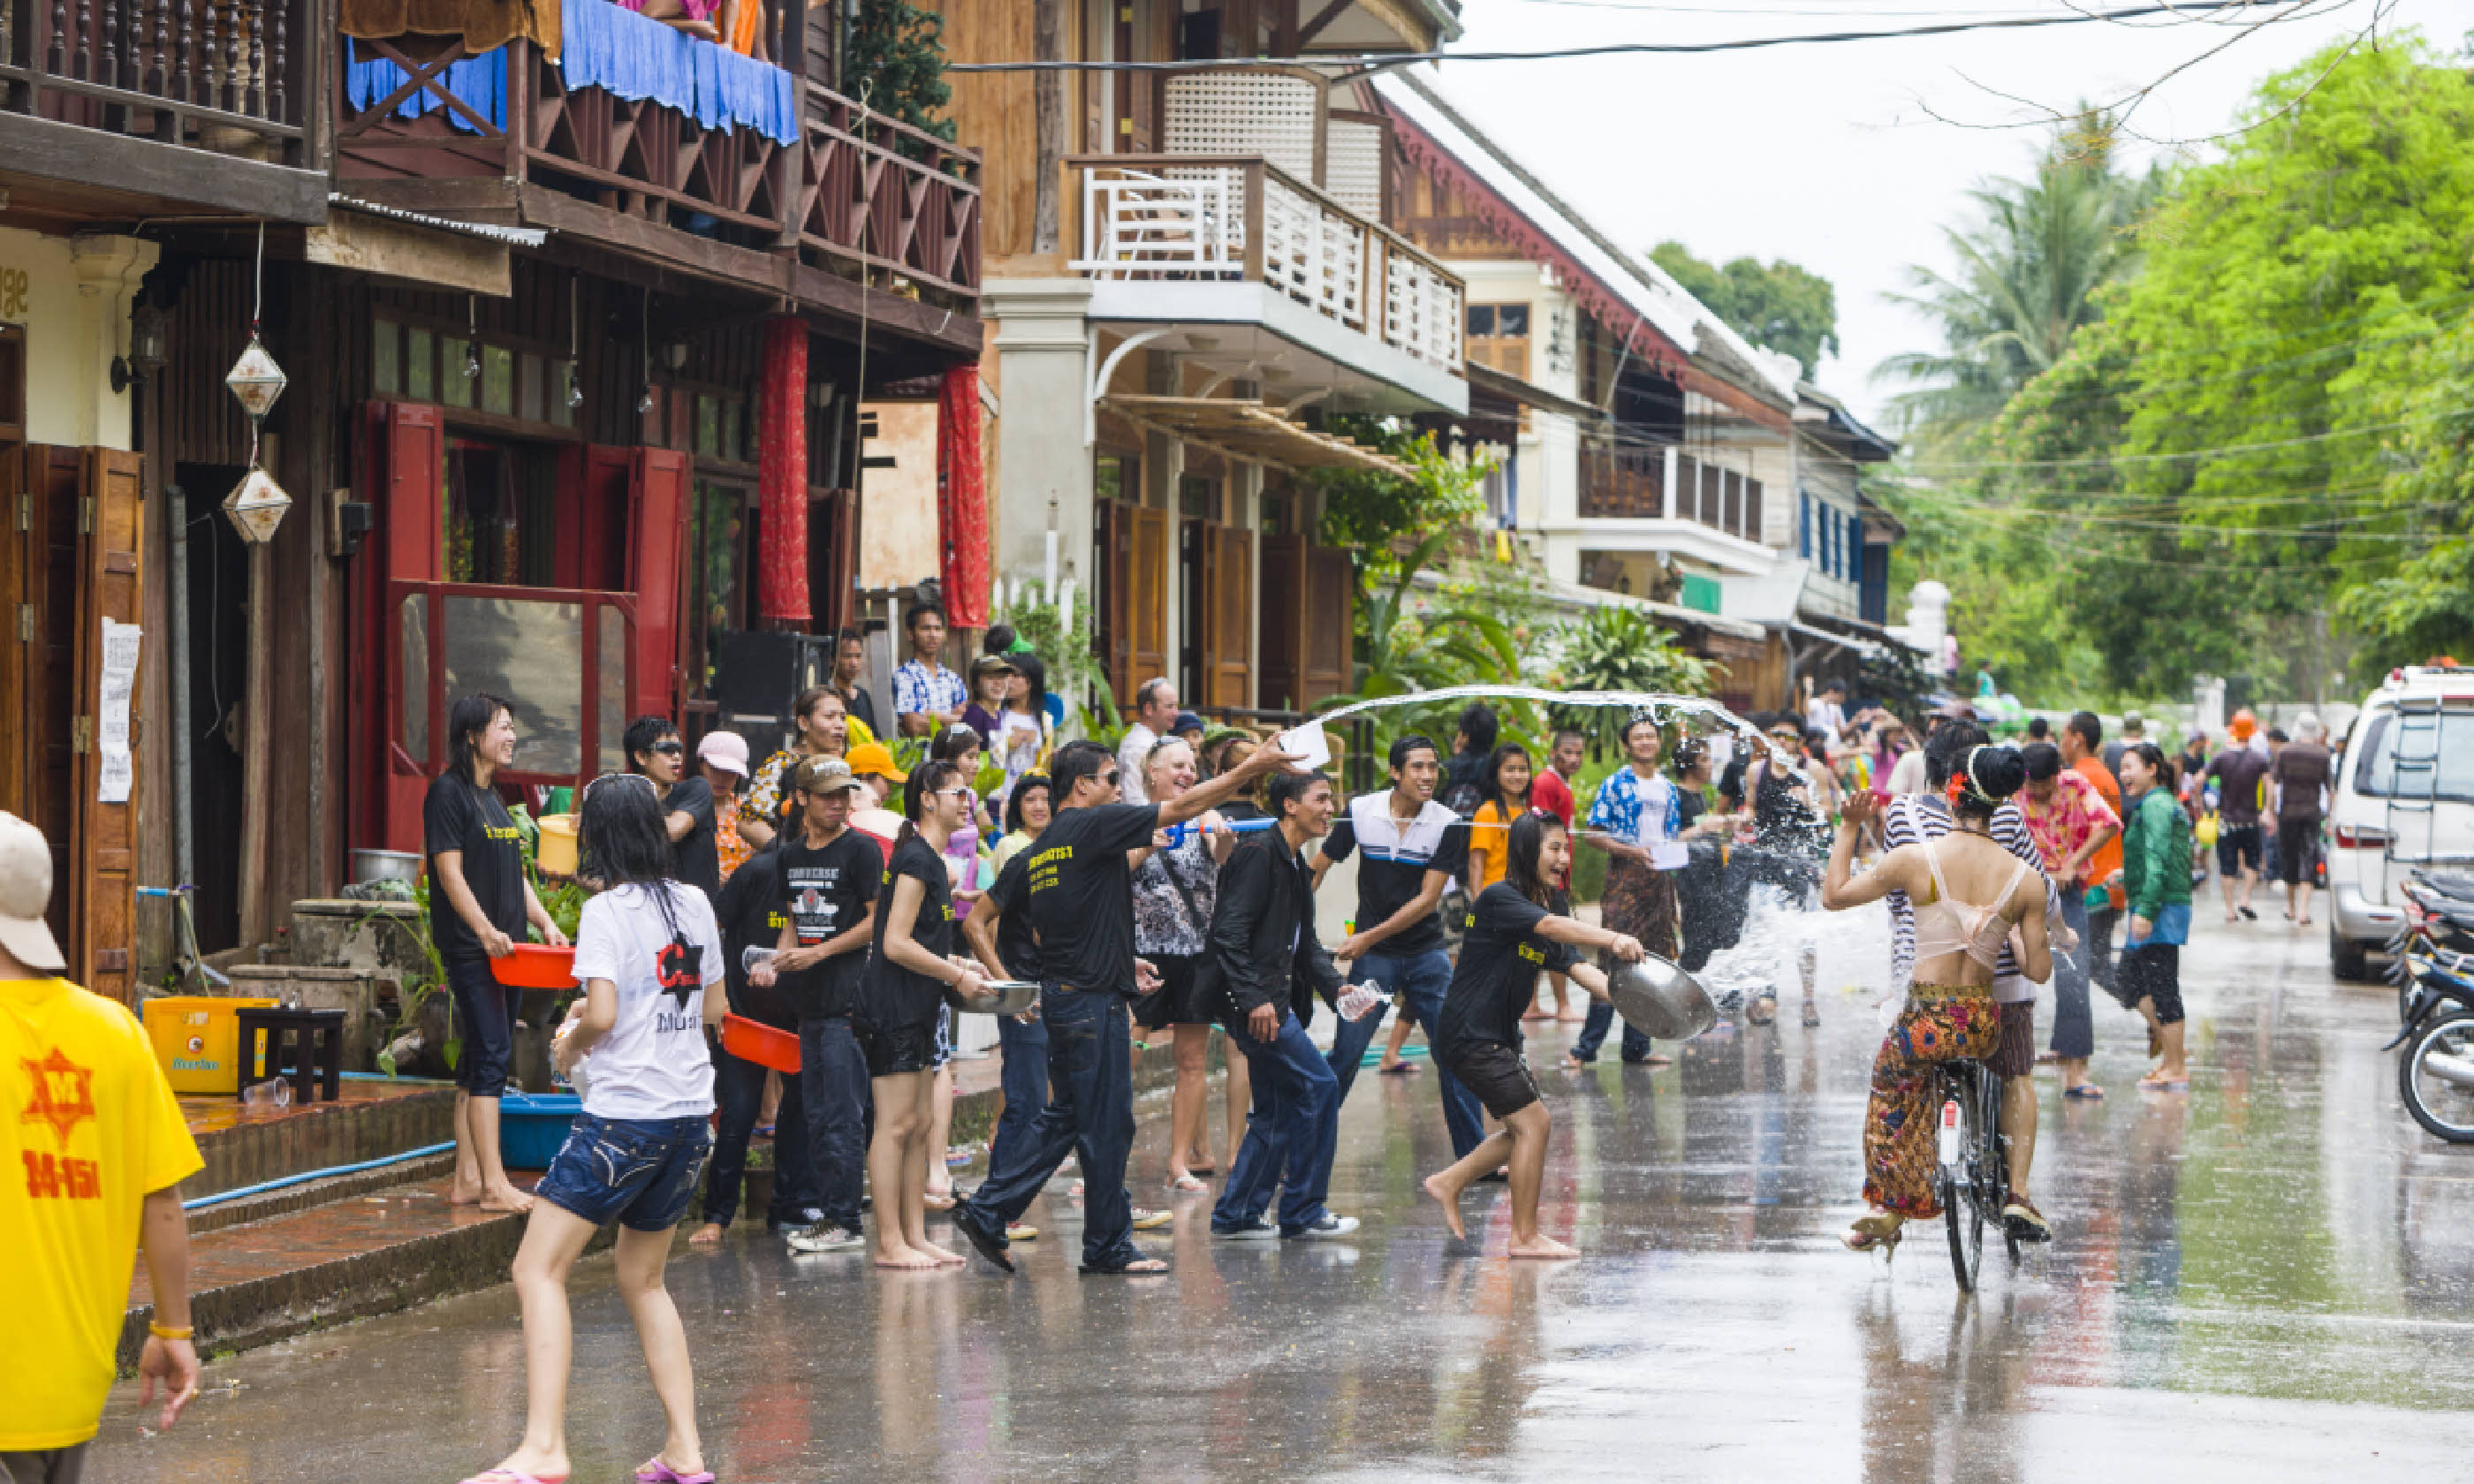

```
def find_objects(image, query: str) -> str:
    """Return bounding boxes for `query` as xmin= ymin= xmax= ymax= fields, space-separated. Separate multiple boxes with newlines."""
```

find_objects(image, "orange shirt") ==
xmin=2073 ymin=756 xmax=2125 ymax=893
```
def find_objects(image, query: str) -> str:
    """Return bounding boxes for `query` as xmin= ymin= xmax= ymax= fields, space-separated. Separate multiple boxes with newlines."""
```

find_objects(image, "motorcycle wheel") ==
xmin=2399 ymin=1012 xmax=2474 ymax=1144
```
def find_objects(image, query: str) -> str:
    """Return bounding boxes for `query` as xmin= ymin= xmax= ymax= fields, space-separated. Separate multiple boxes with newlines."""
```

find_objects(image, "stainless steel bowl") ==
xmin=1604 ymin=953 xmax=1718 ymax=1041
xmin=351 ymin=848 xmax=423 ymax=887
xmin=945 ymin=979 xmax=1041 ymax=1016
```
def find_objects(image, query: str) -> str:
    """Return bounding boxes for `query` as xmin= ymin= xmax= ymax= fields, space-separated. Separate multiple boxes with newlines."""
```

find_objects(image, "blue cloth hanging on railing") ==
xmin=561 ymin=0 xmax=798 ymax=146
xmin=345 ymin=39 xmax=508 ymax=131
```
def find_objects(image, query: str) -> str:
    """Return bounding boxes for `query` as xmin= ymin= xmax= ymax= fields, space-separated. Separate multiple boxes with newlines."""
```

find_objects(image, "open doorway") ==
xmin=178 ymin=466 xmax=251 ymax=956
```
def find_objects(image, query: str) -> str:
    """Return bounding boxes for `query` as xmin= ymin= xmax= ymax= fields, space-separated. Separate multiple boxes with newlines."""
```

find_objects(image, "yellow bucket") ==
xmin=143 ymin=996 xmax=280 ymax=1094
xmin=536 ymin=813 xmax=579 ymax=877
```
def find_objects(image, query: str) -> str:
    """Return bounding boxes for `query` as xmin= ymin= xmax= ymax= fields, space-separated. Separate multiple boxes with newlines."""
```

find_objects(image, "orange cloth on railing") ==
xmin=724 ymin=0 xmax=762 ymax=57
xmin=341 ymin=0 xmax=562 ymax=62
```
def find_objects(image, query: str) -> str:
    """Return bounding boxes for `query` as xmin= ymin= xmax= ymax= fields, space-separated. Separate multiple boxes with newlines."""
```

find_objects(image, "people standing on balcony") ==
xmin=761 ymin=759 xmax=883 ymax=1259
xmin=1423 ymin=812 xmax=1642 ymax=1260
xmin=1129 ymin=737 xmax=1238 ymax=1195
xmin=741 ymin=686 xmax=850 ymax=852
xmin=1568 ymin=714 xmax=1680 ymax=1068
xmin=1314 ymin=735 xmax=1489 ymax=1161
xmin=0 ymin=812 xmax=207 ymax=1473
xmin=961 ymin=654 xmax=1015 ymax=740
xmin=494 ymin=770 xmax=725 ymax=1484
xmin=626 ymin=716 xmax=722 ymax=903
xmin=427 ymin=693 xmax=568 ymax=1215
xmin=697 ymin=731 xmax=752 ymax=883
xmin=829 ymin=628 xmax=880 ymax=745
xmin=893 ymin=603 xmax=968 ymax=740
xmin=1116 ymin=678 xmax=1179 ymax=805
xmin=950 ymin=737 xmax=1295 ymax=1277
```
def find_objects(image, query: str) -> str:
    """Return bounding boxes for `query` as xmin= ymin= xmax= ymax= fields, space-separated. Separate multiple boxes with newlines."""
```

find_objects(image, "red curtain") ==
xmin=757 ymin=316 xmax=810 ymax=626
xmin=937 ymin=364 xmax=989 ymax=628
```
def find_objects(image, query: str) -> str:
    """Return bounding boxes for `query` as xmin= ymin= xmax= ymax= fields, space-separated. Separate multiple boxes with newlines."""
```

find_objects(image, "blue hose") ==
xmin=182 ymin=1140 xmax=458 ymax=1212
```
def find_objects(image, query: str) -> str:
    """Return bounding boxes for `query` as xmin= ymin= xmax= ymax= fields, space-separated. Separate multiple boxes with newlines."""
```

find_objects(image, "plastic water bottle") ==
xmin=1338 ymin=983 xmax=1384 ymax=1021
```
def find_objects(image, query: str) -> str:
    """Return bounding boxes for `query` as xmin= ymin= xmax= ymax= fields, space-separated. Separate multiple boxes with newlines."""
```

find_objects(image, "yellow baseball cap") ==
xmin=846 ymin=741 xmax=908 ymax=783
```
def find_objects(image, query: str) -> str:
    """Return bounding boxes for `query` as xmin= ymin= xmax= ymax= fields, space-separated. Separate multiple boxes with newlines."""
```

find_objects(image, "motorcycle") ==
xmin=2390 ymin=870 xmax=2474 ymax=1020
xmin=2384 ymin=922 xmax=2474 ymax=1143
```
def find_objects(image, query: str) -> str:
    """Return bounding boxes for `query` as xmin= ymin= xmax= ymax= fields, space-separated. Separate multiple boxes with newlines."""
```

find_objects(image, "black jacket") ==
xmin=1198 ymin=828 xmax=1344 ymax=1026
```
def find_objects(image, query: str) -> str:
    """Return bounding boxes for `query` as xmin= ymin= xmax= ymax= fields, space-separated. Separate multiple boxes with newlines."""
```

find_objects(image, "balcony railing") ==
xmin=1580 ymin=443 xmax=1764 ymax=544
xmin=338 ymin=4 xmax=980 ymax=307
xmin=4 ymin=0 xmax=313 ymax=166
xmin=1067 ymin=154 xmax=1464 ymax=377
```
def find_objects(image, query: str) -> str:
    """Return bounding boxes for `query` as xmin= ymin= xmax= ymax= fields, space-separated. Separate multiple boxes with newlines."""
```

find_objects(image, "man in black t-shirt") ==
xmin=962 ymin=850 xmax=1050 ymax=1214
xmin=755 ymin=757 xmax=881 ymax=1254
xmin=627 ymin=715 xmax=720 ymax=900
xmin=1311 ymin=733 xmax=1484 ymax=1160
xmin=952 ymin=735 xmax=1294 ymax=1276
xmin=695 ymin=844 xmax=818 ymax=1241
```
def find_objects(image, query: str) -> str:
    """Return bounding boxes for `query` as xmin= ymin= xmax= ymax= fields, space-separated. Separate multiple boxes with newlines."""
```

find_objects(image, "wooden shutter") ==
xmin=5 ymin=447 xmax=84 ymax=953
xmin=1301 ymin=545 xmax=1353 ymax=707
xmin=1204 ymin=524 xmax=1250 ymax=710
xmin=1256 ymin=532 xmax=1303 ymax=712
xmin=358 ymin=404 xmax=445 ymax=856
xmin=1098 ymin=499 xmax=1133 ymax=708
xmin=1129 ymin=504 xmax=1170 ymax=690
xmin=72 ymin=449 xmax=142 ymax=1001
xmin=628 ymin=447 xmax=692 ymax=722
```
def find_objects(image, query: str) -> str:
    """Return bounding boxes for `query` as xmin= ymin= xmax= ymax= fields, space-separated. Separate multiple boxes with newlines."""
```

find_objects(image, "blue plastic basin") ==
xmin=498 ymin=1091 xmax=583 ymax=1170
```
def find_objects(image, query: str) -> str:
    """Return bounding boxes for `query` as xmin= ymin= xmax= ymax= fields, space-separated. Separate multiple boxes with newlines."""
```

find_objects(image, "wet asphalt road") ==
xmin=95 ymin=907 xmax=2474 ymax=1481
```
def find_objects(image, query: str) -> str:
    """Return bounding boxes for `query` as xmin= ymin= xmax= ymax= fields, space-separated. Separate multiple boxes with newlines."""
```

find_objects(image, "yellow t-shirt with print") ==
xmin=1 ymin=978 xmax=204 ymax=1450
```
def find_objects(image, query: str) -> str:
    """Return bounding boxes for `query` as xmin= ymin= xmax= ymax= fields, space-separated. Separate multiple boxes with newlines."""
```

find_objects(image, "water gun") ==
xmin=1160 ymin=817 xmax=1280 ymax=847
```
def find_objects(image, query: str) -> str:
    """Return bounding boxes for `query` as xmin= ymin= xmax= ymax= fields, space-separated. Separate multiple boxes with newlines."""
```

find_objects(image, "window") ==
xmin=1465 ymin=302 xmax=1532 ymax=379
xmin=371 ymin=314 xmax=579 ymax=432
xmin=2353 ymin=709 xmax=2474 ymax=802
xmin=1096 ymin=453 xmax=1134 ymax=504
xmin=1178 ymin=473 xmax=1216 ymax=521
xmin=444 ymin=438 xmax=559 ymax=587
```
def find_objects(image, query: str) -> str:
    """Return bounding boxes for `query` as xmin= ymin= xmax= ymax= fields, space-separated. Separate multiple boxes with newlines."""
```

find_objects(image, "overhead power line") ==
xmin=948 ymin=0 xmax=2291 ymax=72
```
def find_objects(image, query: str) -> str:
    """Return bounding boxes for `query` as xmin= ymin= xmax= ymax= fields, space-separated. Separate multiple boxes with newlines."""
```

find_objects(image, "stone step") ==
xmin=180 ymin=1077 xmax=458 ymax=1200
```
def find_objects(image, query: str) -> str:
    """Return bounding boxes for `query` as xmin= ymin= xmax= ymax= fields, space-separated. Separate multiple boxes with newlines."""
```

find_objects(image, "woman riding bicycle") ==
xmin=1820 ymin=745 xmax=2053 ymax=1254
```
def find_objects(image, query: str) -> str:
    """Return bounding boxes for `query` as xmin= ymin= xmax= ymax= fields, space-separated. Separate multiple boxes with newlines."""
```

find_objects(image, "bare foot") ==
xmin=447 ymin=1180 xmax=482 ymax=1208
xmin=1507 ymin=1234 xmax=1582 ymax=1260
xmin=1422 ymin=1171 xmax=1467 ymax=1240
xmin=916 ymin=1240 xmax=964 ymax=1265
xmin=688 ymin=1222 xmax=724 ymax=1246
xmin=1522 ymin=1005 xmax=1552 ymax=1021
xmin=478 ymin=1183 xmax=535 ymax=1215
xmin=1556 ymin=1010 xmax=1587 ymax=1023
xmin=874 ymin=1246 xmax=939 ymax=1269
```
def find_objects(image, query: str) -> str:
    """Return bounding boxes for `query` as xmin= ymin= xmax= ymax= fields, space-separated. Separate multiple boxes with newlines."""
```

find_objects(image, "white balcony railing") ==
xmin=1068 ymin=154 xmax=1464 ymax=377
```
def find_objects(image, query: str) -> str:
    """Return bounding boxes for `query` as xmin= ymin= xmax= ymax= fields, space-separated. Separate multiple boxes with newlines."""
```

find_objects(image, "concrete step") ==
xmin=180 ymin=1077 xmax=458 ymax=1200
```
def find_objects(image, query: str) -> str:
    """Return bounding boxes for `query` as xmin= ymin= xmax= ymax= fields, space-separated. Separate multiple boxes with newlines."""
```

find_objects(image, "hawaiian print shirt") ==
xmin=2017 ymin=767 xmax=2120 ymax=890
xmin=1585 ymin=765 xmax=1682 ymax=852
xmin=892 ymin=659 xmax=968 ymax=722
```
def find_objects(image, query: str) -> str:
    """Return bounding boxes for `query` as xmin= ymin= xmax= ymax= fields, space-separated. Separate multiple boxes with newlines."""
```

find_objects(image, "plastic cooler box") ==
xmin=144 ymin=996 xmax=281 ymax=1094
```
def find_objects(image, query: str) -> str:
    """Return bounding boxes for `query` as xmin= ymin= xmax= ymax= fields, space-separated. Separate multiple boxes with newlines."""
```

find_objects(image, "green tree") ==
xmin=1875 ymin=109 xmax=2157 ymax=458
xmin=845 ymin=0 xmax=954 ymax=141
xmin=1649 ymin=242 xmax=1840 ymax=377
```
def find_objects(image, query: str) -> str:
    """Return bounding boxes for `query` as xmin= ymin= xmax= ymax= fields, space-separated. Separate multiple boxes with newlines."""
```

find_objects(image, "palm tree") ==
xmin=1877 ymin=110 xmax=2158 ymax=456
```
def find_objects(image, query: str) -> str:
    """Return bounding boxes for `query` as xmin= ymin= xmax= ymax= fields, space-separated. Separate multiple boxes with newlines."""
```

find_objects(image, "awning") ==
xmin=1464 ymin=361 xmax=1605 ymax=424
xmin=1097 ymin=396 xmax=1414 ymax=479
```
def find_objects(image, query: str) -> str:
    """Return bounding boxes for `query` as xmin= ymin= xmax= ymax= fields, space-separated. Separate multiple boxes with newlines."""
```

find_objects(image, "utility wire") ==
xmin=949 ymin=0 xmax=2295 ymax=72
xmin=1897 ymin=411 xmax=2457 ymax=473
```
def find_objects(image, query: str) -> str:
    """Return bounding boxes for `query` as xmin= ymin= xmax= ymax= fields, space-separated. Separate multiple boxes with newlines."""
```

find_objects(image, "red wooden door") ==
xmin=361 ymin=403 xmax=445 ymax=855
xmin=628 ymin=447 xmax=692 ymax=724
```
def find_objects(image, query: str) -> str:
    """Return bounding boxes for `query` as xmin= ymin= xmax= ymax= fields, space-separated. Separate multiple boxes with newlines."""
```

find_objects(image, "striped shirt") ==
xmin=1881 ymin=794 xmax=2060 ymax=1001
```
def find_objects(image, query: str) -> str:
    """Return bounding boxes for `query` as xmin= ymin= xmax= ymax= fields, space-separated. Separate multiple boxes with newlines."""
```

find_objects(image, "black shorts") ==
xmin=1992 ymin=1001 xmax=2037 ymax=1078
xmin=1133 ymin=951 xmax=1211 ymax=1030
xmin=857 ymin=985 xmax=944 ymax=1077
xmin=2116 ymin=943 xmax=2183 ymax=1024
xmin=2215 ymin=824 xmax=2263 ymax=876
xmin=1440 ymin=1040 xmax=1540 ymax=1119
xmin=2276 ymin=819 xmax=2321 ymax=885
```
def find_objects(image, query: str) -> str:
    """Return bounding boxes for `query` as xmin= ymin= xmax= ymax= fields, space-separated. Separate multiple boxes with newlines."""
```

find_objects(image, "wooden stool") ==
xmin=236 ymin=1007 xmax=346 ymax=1104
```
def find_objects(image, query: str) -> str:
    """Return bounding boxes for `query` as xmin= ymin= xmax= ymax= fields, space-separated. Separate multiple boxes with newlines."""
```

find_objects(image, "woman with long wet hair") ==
xmin=476 ymin=771 xmax=724 ymax=1484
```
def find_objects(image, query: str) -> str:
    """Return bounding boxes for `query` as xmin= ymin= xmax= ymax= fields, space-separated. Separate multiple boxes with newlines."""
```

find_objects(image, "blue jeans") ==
xmin=799 ymin=1015 xmax=872 ymax=1234
xmin=705 ymin=1035 xmax=812 ymax=1228
xmin=1571 ymin=996 xmax=1654 ymax=1064
xmin=992 ymin=1010 xmax=1051 ymax=1175
xmin=2048 ymin=890 xmax=2094 ymax=1060
xmin=957 ymin=985 xmax=1142 ymax=1269
xmin=536 ymin=1113 xmax=712 ymax=1230
xmin=1329 ymin=950 xmax=1485 ymax=1160
xmin=1213 ymin=1011 xmax=1339 ymax=1235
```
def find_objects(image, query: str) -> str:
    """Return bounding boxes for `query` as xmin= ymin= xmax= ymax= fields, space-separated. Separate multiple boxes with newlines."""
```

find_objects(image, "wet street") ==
xmin=96 ymin=908 xmax=2474 ymax=1481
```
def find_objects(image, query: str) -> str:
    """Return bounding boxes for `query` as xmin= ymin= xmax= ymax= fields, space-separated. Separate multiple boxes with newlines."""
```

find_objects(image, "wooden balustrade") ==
xmin=1068 ymin=153 xmax=1465 ymax=376
xmin=4 ymin=0 xmax=310 ymax=163
xmin=1580 ymin=443 xmax=1764 ymax=542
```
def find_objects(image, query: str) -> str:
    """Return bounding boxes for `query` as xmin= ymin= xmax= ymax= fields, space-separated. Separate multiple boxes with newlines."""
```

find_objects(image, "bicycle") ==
xmin=1933 ymin=1056 xmax=2019 ymax=1291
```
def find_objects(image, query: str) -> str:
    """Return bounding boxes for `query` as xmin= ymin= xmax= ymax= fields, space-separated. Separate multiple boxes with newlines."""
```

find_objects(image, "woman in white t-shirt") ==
xmin=476 ymin=771 xmax=725 ymax=1484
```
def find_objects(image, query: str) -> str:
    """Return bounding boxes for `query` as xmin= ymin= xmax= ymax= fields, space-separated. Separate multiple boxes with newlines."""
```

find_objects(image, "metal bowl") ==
xmin=351 ymin=848 xmax=423 ymax=887
xmin=945 ymin=979 xmax=1041 ymax=1016
xmin=1605 ymin=953 xmax=1718 ymax=1041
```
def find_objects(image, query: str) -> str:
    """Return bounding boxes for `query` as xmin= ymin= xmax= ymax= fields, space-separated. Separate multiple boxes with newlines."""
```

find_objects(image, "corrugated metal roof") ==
xmin=329 ymin=194 xmax=550 ymax=248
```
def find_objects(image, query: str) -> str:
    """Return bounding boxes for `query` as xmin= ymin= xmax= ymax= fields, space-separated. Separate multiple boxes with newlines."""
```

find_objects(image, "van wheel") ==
xmin=2330 ymin=927 xmax=2372 ymax=982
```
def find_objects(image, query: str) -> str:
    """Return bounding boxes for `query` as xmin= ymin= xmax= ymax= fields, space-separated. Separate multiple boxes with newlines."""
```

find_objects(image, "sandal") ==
xmin=2062 ymin=1083 xmax=2106 ymax=1101
xmin=1747 ymin=994 xmax=1778 ymax=1026
xmin=1166 ymin=1173 xmax=1208 ymax=1194
xmin=1377 ymin=1062 xmax=1419 ymax=1077
xmin=464 ymin=1473 xmax=568 ymax=1484
xmin=2000 ymin=1200 xmax=2052 ymax=1243
xmin=1800 ymin=1001 xmax=1820 ymax=1028
xmin=1842 ymin=1213 xmax=1904 ymax=1253
xmin=2139 ymin=1072 xmax=2189 ymax=1092
xmin=637 ymin=1460 xmax=716 ymax=1484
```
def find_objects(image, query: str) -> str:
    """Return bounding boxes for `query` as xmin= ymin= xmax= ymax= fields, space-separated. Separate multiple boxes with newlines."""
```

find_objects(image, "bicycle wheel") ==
xmin=1939 ymin=1081 xmax=1983 ymax=1291
xmin=2400 ymin=1012 xmax=2474 ymax=1144
xmin=1982 ymin=1071 xmax=2020 ymax=1264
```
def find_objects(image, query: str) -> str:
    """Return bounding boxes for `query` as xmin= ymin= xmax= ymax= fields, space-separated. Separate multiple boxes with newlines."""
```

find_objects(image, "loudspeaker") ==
xmin=710 ymin=630 xmax=836 ymax=756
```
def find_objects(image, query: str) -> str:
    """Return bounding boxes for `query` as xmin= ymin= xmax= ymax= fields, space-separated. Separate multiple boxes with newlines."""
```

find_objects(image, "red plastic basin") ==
xmin=491 ymin=943 xmax=578 ymax=988
xmin=721 ymin=1014 xmax=801 ymax=1074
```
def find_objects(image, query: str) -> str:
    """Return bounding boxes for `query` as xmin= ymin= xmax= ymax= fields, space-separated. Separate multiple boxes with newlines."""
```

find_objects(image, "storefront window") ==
xmin=398 ymin=594 xmax=429 ymax=759
xmin=598 ymin=604 xmax=628 ymax=776
xmin=443 ymin=594 xmax=585 ymax=775
xmin=446 ymin=438 xmax=559 ymax=587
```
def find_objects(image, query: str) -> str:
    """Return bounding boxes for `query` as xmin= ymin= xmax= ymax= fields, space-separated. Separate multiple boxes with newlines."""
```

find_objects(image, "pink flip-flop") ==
xmin=463 ymin=1472 xmax=568 ymax=1484
xmin=637 ymin=1459 xmax=716 ymax=1484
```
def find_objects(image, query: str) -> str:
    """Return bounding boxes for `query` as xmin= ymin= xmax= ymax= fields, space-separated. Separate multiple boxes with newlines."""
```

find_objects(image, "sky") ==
xmin=1426 ymin=0 xmax=2456 ymax=428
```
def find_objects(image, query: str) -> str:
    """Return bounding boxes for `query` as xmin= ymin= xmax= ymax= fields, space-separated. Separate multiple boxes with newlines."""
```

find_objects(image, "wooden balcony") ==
xmin=335 ymin=0 xmax=979 ymax=340
xmin=1580 ymin=443 xmax=1764 ymax=545
xmin=1 ymin=0 xmax=328 ymax=218
xmin=1067 ymin=153 xmax=1464 ymax=403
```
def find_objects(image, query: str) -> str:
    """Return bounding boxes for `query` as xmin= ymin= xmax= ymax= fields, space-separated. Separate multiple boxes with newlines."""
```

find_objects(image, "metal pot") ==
xmin=945 ymin=979 xmax=1041 ymax=1016
xmin=351 ymin=848 xmax=424 ymax=887
xmin=1604 ymin=953 xmax=1718 ymax=1041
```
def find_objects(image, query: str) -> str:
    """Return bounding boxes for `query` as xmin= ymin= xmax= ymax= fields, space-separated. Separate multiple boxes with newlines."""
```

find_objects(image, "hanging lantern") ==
xmin=223 ymin=467 xmax=292 ymax=544
xmin=225 ymin=337 xmax=288 ymax=419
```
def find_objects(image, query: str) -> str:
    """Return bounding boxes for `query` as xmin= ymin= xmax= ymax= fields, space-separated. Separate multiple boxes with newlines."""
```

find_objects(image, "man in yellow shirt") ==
xmin=0 ymin=812 xmax=204 ymax=1482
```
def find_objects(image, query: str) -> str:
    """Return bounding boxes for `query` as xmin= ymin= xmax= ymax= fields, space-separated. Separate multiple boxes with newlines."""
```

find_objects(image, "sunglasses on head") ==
xmin=583 ymin=771 xmax=656 ymax=801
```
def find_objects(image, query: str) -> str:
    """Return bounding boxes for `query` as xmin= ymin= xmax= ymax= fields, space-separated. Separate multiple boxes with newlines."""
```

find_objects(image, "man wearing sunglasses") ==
xmin=626 ymin=716 xmax=722 ymax=901
xmin=952 ymin=734 xmax=1297 ymax=1276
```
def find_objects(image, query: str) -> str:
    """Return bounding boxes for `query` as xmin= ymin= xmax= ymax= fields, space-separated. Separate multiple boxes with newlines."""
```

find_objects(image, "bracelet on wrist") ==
xmin=149 ymin=1322 xmax=193 ymax=1341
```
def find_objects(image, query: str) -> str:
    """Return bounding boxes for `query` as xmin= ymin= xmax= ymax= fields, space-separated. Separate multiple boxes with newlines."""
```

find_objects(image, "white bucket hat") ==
xmin=0 ymin=812 xmax=68 ymax=974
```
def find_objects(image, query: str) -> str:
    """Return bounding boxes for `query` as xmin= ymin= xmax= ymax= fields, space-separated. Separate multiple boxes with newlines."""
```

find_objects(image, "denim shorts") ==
xmin=534 ymin=1112 xmax=713 ymax=1231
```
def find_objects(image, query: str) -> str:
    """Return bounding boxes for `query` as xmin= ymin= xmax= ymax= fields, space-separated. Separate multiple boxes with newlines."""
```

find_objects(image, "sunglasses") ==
xmin=1768 ymin=732 xmax=1802 ymax=746
xmin=1101 ymin=769 xmax=1121 ymax=785
xmin=931 ymin=785 xmax=975 ymax=799
xmin=649 ymin=740 xmax=685 ymax=756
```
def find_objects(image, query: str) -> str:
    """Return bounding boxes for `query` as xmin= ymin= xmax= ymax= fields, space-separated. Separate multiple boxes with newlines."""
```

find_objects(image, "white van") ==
xmin=2327 ymin=666 xmax=2474 ymax=979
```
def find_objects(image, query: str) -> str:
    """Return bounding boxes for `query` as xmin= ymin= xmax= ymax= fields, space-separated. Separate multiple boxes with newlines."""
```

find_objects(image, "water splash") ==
xmin=1312 ymin=683 xmax=1775 ymax=754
